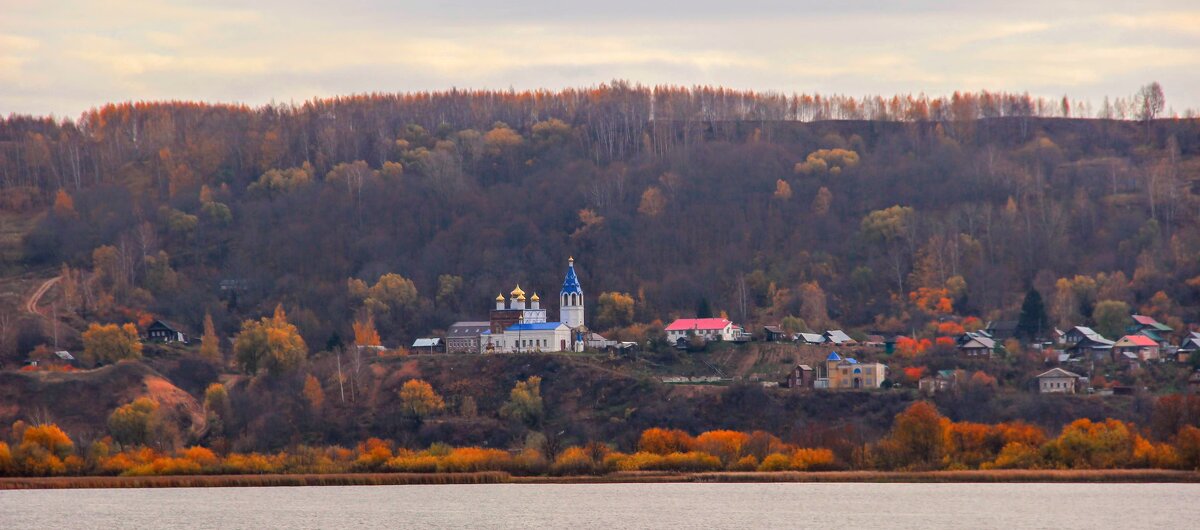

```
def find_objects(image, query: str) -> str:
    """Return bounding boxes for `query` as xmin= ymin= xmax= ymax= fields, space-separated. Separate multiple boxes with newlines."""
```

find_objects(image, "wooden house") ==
xmin=1036 ymin=367 xmax=1083 ymax=394
xmin=763 ymin=326 xmax=787 ymax=342
xmin=146 ymin=320 xmax=189 ymax=344
xmin=1113 ymin=334 xmax=1160 ymax=361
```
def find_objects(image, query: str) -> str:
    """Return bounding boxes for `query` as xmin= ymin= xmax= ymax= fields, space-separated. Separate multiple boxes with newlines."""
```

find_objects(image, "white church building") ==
xmin=481 ymin=257 xmax=586 ymax=353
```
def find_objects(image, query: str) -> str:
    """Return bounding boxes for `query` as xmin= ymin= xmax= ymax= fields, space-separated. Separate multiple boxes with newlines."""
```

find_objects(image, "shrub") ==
xmin=1043 ymin=418 xmax=1135 ymax=469
xmin=1177 ymin=425 xmax=1200 ymax=470
xmin=550 ymin=446 xmax=594 ymax=476
xmin=983 ymin=442 xmax=1042 ymax=470
xmin=439 ymin=447 xmax=511 ymax=473
xmin=695 ymin=430 xmax=750 ymax=465
xmin=510 ymin=448 xmax=549 ymax=476
xmin=790 ymin=448 xmax=836 ymax=471
xmin=386 ymin=454 xmax=439 ymax=473
xmin=614 ymin=451 xmax=665 ymax=471
xmin=757 ymin=453 xmax=790 ymax=472
xmin=729 ymin=455 xmax=759 ymax=471
xmin=650 ymin=451 xmax=722 ymax=472
xmin=638 ymin=428 xmax=695 ymax=455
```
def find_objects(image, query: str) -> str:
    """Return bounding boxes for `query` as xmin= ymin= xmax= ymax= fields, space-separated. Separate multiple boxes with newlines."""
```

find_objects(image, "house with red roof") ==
xmin=1113 ymin=334 xmax=1160 ymax=362
xmin=665 ymin=318 xmax=736 ymax=343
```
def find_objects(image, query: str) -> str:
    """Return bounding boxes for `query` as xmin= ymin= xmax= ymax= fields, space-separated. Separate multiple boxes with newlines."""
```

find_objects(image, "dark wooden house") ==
xmin=147 ymin=320 xmax=189 ymax=344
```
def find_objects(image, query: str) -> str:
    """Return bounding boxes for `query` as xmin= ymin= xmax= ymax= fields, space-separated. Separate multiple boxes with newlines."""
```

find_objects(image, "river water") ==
xmin=1 ymin=482 xmax=1194 ymax=529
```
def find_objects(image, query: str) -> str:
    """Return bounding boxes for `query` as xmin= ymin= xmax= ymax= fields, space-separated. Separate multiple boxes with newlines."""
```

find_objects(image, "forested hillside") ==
xmin=1 ymin=82 xmax=1199 ymax=357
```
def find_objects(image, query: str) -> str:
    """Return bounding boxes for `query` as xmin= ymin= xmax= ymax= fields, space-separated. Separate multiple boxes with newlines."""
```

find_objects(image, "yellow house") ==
xmin=817 ymin=352 xmax=887 ymax=389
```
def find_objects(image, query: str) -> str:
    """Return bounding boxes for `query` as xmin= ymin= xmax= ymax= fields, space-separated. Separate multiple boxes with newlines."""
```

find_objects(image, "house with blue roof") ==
xmin=814 ymin=351 xmax=888 ymax=389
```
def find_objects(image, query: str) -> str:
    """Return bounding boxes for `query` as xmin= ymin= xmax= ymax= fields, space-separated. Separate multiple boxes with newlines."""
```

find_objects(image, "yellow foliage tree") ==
xmin=638 ymin=186 xmax=666 ymax=217
xmin=353 ymin=314 xmax=382 ymax=347
xmin=233 ymin=304 xmax=307 ymax=375
xmin=303 ymin=374 xmax=325 ymax=410
xmin=52 ymin=189 xmax=76 ymax=218
xmin=199 ymin=312 xmax=221 ymax=362
xmin=81 ymin=323 xmax=143 ymax=366
xmin=595 ymin=292 xmax=635 ymax=330
xmin=398 ymin=379 xmax=445 ymax=421
xmin=773 ymin=179 xmax=793 ymax=200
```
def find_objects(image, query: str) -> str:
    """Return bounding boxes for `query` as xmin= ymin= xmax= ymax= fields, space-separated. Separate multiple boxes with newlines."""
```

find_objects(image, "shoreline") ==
xmin=3 ymin=469 xmax=1198 ymax=490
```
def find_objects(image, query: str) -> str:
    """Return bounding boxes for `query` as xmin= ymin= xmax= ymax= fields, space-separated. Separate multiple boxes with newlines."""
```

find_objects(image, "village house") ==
xmin=1178 ymin=332 xmax=1200 ymax=363
xmin=984 ymin=320 xmax=1018 ymax=341
xmin=665 ymin=318 xmax=737 ymax=344
xmin=796 ymin=333 xmax=825 ymax=345
xmin=1052 ymin=328 xmax=1066 ymax=344
xmin=583 ymin=331 xmax=617 ymax=350
xmin=957 ymin=332 xmax=996 ymax=357
xmin=1129 ymin=315 xmax=1173 ymax=347
xmin=785 ymin=364 xmax=815 ymax=389
xmin=762 ymin=326 xmax=787 ymax=342
xmin=1035 ymin=367 xmax=1083 ymax=394
xmin=815 ymin=352 xmax=887 ymax=389
xmin=446 ymin=321 xmax=490 ymax=353
xmin=823 ymin=330 xmax=855 ymax=345
xmin=1113 ymin=334 xmax=1160 ymax=362
xmin=146 ymin=320 xmax=189 ymax=344
xmin=411 ymin=338 xmax=444 ymax=353
xmin=919 ymin=369 xmax=960 ymax=395
xmin=1064 ymin=326 xmax=1114 ymax=361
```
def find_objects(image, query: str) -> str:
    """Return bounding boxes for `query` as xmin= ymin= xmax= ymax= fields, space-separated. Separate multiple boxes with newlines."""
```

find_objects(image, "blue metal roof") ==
xmin=506 ymin=322 xmax=565 ymax=332
xmin=826 ymin=351 xmax=842 ymax=361
xmin=847 ymin=358 xmax=859 ymax=364
xmin=560 ymin=258 xmax=583 ymax=295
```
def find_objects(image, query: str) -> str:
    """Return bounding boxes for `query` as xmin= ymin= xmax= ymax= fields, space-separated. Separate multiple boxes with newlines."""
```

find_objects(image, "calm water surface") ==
xmin=1 ymin=482 xmax=1195 ymax=529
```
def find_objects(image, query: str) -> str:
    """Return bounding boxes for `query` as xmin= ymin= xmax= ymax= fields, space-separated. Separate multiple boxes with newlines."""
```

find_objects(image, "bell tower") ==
xmin=559 ymin=257 xmax=584 ymax=329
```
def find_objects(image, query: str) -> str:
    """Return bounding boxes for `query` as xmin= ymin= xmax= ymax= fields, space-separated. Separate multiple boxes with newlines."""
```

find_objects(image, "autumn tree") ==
xmin=794 ymin=148 xmax=860 ymax=174
xmin=435 ymin=274 xmax=464 ymax=311
xmin=595 ymin=292 xmax=635 ymax=330
xmin=199 ymin=312 xmax=221 ymax=362
xmin=352 ymin=314 xmax=382 ymax=347
xmin=638 ymin=428 xmax=695 ymax=455
xmin=773 ymin=179 xmax=793 ymax=200
xmin=1092 ymin=300 xmax=1131 ymax=340
xmin=52 ymin=189 xmax=76 ymax=218
xmin=81 ymin=323 xmax=143 ymax=366
xmin=1135 ymin=82 xmax=1165 ymax=122
xmin=108 ymin=397 xmax=164 ymax=447
xmin=14 ymin=423 xmax=75 ymax=476
xmin=811 ymin=186 xmax=833 ymax=216
xmin=861 ymin=205 xmax=915 ymax=294
xmin=204 ymin=383 xmax=231 ymax=435
xmin=638 ymin=186 xmax=666 ymax=217
xmin=877 ymin=401 xmax=947 ymax=470
xmin=233 ymin=304 xmax=308 ymax=376
xmin=797 ymin=282 xmax=831 ymax=330
xmin=303 ymin=374 xmax=325 ymax=410
xmin=398 ymin=379 xmax=445 ymax=422
xmin=1042 ymin=418 xmax=1136 ymax=469
xmin=501 ymin=376 xmax=545 ymax=429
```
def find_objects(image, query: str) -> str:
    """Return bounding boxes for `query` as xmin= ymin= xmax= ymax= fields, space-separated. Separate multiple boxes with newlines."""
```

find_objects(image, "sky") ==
xmin=2 ymin=0 xmax=1199 ymax=118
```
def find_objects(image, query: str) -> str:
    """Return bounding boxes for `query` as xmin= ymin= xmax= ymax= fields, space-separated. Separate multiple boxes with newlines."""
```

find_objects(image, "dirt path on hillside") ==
xmin=24 ymin=275 xmax=60 ymax=317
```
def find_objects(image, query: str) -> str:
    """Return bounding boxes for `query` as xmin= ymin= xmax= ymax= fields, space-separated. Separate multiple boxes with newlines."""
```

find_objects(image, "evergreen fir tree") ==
xmin=1016 ymin=288 xmax=1049 ymax=340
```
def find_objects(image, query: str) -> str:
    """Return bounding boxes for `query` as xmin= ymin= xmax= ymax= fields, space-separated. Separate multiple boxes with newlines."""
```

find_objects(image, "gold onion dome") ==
xmin=496 ymin=293 xmax=505 ymax=302
xmin=511 ymin=284 xmax=526 ymax=297
xmin=531 ymin=293 xmax=540 ymax=301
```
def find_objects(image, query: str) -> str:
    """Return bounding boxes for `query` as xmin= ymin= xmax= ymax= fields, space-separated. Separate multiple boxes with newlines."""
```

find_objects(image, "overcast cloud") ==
xmin=2 ymin=0 xmax=1198 ymax=118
